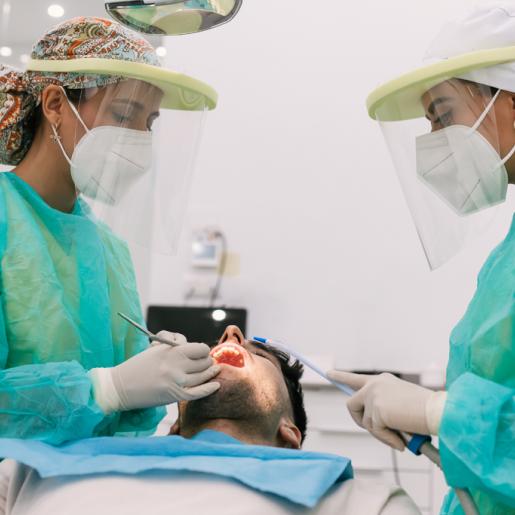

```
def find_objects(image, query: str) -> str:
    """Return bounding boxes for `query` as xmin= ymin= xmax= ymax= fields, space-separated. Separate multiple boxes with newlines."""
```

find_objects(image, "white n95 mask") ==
xmin=52 ymin=90 xmax=153 ymax=206
xmin=416 ymin=125 xmax=509 ymax=215
xmin=416 ymin=90 xmax=513 ymax=216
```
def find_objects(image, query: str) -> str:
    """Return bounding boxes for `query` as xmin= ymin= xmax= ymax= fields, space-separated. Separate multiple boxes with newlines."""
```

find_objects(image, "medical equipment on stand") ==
xmin=105 ymin=0 xmax=243 ymax=36
xmin=185 ymin=228 xmax=228 ymax=305
xmin=252 ymin=337 xmax=479 ymax=515
xmin=118 ymin=312 xmax=183 ymax=346
xmin=192 ymin=229 xmax=225 ymax=270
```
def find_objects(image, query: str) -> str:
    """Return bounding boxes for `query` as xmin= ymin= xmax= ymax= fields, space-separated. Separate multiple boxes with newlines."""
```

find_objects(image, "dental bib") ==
xmin=0 ymin=430 xmax=353 ymax=508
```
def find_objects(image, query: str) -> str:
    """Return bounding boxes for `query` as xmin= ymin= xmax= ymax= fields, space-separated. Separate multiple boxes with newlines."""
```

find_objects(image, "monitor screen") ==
xmin=146 ymin=306 xmax=247 ymax=344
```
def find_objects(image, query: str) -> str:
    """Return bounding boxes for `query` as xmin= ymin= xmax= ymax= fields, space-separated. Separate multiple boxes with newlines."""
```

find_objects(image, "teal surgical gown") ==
xmin=439 ymin=214 xmax=515 ymax=515
xmin=0 ymin=172 xmax=164 ymax=444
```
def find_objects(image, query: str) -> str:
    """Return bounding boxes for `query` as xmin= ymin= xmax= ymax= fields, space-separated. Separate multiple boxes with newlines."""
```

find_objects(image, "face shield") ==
xmin=105 ymin=0 xmax=243 ymax=35
xmin=368 ymin=57 xmax=515 ymax=269
xmin=14 ymin=18 xmax=217 ymax=255
xmin=57 ymin=77 xmax=207 ymax=255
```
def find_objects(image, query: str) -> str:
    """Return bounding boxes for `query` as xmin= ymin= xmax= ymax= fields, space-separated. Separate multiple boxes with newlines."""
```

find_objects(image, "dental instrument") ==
xmin=118 ymin=312 xmax=182 ymax=346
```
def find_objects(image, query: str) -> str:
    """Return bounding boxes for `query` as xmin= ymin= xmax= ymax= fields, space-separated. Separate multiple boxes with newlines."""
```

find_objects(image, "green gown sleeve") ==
xmin=0 ymin=302 xmax=106 ymax=444
xmin=0 ymin=172 xmax=164 ymax=442
xmin=439 ymin=372 xmax=515 ymax=509
xmin=440 ymin=215 xmax=515 ymax=513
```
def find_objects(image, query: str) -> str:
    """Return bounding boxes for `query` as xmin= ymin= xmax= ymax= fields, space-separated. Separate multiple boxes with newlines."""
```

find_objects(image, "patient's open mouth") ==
xmin=210 ymin=343 xmax=245 ymax=368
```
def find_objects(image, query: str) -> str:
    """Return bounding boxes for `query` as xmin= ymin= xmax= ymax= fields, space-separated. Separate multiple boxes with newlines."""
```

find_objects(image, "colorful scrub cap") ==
xmin=0 ymin=16 xmax=217 ymax=165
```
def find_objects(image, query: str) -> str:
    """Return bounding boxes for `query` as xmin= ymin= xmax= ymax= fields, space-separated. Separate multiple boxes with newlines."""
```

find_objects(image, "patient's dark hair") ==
xmin=265 ymin=344 xmax=307 ymax=444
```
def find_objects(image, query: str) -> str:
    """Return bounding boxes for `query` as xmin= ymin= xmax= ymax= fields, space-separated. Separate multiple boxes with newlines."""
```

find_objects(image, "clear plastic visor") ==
xmin=64 ymin=78 xmax=207 ymax=254
xmin=375 ymin=79 xmax=511 ymax=269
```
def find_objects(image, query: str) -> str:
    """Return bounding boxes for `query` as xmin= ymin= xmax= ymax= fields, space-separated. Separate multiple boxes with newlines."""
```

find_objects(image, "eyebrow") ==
xmin=110 ymin=99 xmax=145 ymax=111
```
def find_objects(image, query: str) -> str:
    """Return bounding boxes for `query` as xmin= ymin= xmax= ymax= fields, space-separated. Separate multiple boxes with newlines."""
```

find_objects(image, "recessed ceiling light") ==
xmin=19 ymin=54 xmax=30 ymax=64
xmin=0 ymin=47 xmax=12 ymax=57
xmin=155 ymin=46 xmax=167 ymax=58
xmin=47 ymin=4 xmax=65 ymax=18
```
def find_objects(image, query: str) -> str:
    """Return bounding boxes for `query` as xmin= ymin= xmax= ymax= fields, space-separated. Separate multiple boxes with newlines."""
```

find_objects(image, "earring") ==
xmin=50 ymin=124 xmax=62 ymax=143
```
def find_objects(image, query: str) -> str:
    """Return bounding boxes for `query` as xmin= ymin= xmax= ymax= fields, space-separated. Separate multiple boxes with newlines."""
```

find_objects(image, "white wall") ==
xmin=148 ymin=0 xmax=515 ymax=374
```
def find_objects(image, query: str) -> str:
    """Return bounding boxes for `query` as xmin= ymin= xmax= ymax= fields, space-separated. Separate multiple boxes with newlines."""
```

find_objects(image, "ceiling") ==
xmin=0 ymin=0 xmax=162 ymax=67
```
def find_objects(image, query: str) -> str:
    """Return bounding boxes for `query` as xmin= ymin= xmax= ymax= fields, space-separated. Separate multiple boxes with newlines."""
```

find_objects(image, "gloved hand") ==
xmin=327 ymin=371 xmax=447 ymax=451
xmin=89 ymin=331 xmax=220 ymax=414
xmin=152 ymin=331 xmax=188 ymax=346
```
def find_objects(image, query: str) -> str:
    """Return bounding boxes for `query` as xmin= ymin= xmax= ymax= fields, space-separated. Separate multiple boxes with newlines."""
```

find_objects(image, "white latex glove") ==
xmin=327 ymin=371 xmax=447 ymax=451
xmin=152 ymin=331 xmax=187 ymax=346
xmin=90 ymin=331 xmax=220 ymax=414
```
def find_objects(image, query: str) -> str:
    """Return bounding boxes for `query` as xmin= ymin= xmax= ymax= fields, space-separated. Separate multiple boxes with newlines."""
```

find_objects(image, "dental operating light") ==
xmin=105 ymin=0 xmax=243 ymax=35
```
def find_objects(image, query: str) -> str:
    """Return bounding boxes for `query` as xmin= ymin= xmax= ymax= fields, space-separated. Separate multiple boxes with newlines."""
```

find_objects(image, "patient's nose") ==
xmin=218 ymin=325 xmax=244 ymax=345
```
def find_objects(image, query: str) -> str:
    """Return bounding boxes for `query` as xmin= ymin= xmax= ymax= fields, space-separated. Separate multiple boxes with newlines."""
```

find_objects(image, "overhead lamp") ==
xmin=0 ymin=46 xmax=12 ymax=57
xmin=105 ymin=0 xmax=243 ymax=36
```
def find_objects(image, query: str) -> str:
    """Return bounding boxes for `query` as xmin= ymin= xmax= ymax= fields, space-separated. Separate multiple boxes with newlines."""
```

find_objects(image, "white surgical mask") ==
xmin=416 ymin=89 xmax=513 ymax=216
xmin=52 ymin=90 xmax=153 ymax=206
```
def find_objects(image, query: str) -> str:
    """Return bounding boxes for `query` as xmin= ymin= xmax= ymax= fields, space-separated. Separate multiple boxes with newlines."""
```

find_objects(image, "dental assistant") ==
xmin=0 ymin=17 xmax=220 ymax=444
xmin=329 ymin=4 xmax=515 ymax=514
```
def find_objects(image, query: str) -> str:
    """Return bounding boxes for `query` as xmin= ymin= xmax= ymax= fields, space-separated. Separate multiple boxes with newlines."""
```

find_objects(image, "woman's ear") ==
xmin=277 ymin=419 xmax=302 ymax=449
xmin=40 ymin=85 xmax=66 ymax=127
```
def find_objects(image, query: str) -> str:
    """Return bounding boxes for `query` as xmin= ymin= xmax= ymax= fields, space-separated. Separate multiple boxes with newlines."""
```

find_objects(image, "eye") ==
xmin=112 ymin=111 xmax=133 ymax=124
xmin=435 ymin=111 xmax=452 ymax=126
xmin=251 ymin=349 xmax=271 ymax=360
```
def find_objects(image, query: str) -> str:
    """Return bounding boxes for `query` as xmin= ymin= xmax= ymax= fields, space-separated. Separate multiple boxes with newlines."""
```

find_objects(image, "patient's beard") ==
xmin=180 ymin=377 xmax=281 ymax=444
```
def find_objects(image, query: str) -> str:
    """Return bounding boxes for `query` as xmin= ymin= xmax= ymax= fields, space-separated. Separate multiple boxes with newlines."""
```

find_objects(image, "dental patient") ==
xmin=0 ymin=326 xmax=420 ymax=515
